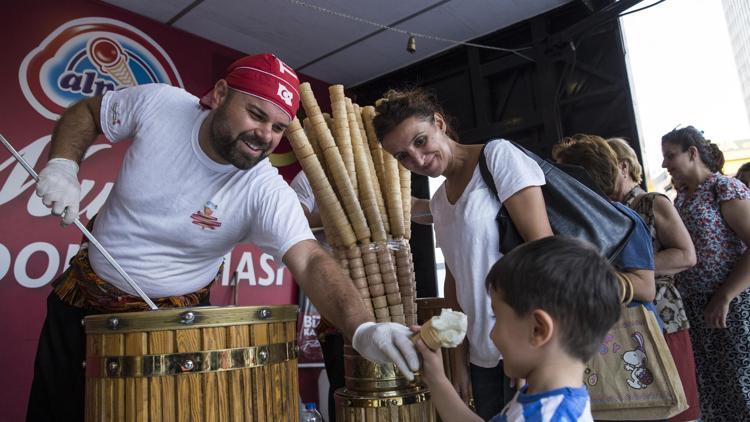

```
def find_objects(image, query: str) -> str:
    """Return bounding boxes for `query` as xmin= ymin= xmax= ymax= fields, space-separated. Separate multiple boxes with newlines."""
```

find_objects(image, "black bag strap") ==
xmin=478 ymin=142 xmax=518 ymax=254
xmin=478 ymin=144 xmax=500 ymax=202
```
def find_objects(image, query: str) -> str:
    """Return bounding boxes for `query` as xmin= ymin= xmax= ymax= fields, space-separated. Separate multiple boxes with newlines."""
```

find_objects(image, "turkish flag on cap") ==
xmin=200 ymin=53 xmax=300 ymax=119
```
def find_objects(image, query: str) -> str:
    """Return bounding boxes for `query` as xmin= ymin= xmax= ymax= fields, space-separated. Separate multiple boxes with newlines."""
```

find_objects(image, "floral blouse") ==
xmin=674 ymin=173 xmax=750 ymax=297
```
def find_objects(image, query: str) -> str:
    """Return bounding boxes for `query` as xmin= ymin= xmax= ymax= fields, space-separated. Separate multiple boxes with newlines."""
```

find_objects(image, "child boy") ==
xmin=415 ymin=236 xmax=622 ymax=421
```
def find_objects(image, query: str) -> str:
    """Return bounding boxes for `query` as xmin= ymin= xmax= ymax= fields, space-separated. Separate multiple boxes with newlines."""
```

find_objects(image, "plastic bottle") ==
xmin=301 ymin=402 xmax=324 ymax=422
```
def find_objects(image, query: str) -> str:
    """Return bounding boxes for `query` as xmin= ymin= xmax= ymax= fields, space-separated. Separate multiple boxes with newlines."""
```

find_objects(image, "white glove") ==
xmin=35 ymin=158 xmax=81 ymax=226
xmin=352 ymin=322 xmax=420 ymax=381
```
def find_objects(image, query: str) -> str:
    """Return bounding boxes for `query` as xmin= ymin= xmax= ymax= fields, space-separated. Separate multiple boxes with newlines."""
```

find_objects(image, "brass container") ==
xmin=84 ymin=305 xmax=299 ymax=422
xmin=335 ymin=386 xmax=435 ymax=422
xmin=344 ymin=344 xmax=422 ymax=392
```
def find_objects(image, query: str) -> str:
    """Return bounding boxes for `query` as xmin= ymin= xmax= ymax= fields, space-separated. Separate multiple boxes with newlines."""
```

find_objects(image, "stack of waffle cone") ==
xmin=329 ymin=86 xmax=358 ymax=198
xmin=290 ymin=82 xmax=420 ymax=326
xmin=399 ymin=163 xmax=412 ymax=240
xmin=362 ymin=106 xmax=391 ymax=234
xmin=361 ymin=108 xmax=416 ymax=326
xmin=394 ymin=238 xmax=417 ymax=326
xmin=286 ymin=118 xmax=354 ymax=247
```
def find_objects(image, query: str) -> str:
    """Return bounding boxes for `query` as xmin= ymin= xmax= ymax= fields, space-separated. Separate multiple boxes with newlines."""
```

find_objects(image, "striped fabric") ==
xmin=490 ymin=385 xmax=593 ymax=422
xmin=53 ymin=245 xmax=215 ymax=313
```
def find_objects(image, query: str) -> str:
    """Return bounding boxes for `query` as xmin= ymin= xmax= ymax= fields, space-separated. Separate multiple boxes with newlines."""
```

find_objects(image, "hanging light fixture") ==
xmin=406 ymin=34 xmax=416 ymax=54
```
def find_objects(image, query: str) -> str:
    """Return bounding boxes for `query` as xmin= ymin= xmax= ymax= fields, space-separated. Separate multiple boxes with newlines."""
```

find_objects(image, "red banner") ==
xmin=0 ymin=2 xmax=330 ymax=419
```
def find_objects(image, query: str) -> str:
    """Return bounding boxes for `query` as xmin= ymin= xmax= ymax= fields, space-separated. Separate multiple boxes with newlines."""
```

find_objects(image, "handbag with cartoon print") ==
xmin=584 ymin=295 xmax=688 ymax=420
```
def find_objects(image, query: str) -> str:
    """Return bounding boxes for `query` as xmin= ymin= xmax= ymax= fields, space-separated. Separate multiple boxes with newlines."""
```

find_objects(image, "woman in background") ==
xmin=550 ymin=135 xmax=657 ymax=303
xmin=607 ymin=137 xmax=700 ymax=422
xmin=661 ymin=126 xmax=750 ymax=420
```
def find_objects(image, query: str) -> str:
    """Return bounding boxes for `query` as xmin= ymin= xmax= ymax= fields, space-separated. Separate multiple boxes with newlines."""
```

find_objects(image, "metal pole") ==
xmin=0 ymin=134 xmax=158 ymax=310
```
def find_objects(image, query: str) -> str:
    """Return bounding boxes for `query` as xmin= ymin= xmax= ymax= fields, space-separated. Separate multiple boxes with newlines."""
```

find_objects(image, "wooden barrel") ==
xmin=335 ymin=387 xmax=435 ymax=421
xmin=84 ymin=305 xmax=299 ymax=422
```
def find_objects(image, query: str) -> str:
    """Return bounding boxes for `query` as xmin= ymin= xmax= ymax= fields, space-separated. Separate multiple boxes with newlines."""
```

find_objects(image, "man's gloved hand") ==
xmin=352 ymin=322 xmax=420 ymax=381
xmin=35 ymin=158 xmax=81 ymax=226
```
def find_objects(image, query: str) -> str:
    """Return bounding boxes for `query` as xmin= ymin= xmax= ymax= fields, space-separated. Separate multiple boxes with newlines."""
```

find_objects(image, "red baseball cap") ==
xmin=200 ymin=53 xmax=300 ymax=120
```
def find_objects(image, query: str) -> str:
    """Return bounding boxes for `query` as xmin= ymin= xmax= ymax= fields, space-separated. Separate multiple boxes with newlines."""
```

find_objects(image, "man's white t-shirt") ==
xmin=290 ymin=171 xmax=317 ymax=215
xmin=290 ymin=170 xmax=331 ymax=248
xmin=90 ymin=83 xmax=314 ymax=297
xmin=430 ymin=140 xmax=545 ymax=367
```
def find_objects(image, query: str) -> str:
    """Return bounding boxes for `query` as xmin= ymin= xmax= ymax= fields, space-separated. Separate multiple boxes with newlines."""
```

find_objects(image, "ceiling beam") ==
xmin=166 ymin=0 xmax=205 ymax=26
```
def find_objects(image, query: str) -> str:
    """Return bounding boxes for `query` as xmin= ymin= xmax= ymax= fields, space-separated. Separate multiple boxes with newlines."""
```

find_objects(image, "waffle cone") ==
xmin=416 ymin=319 xmax=442 ymax=350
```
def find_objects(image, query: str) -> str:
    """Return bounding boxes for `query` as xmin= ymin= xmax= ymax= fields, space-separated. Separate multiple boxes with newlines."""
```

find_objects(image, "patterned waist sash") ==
xmin=53 ymin=246 xmax=214 ymax=313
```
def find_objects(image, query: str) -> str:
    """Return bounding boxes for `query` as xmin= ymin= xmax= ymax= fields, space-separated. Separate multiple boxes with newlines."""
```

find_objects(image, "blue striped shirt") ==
xmin=489 ymin=386 xmax=593 ymax=422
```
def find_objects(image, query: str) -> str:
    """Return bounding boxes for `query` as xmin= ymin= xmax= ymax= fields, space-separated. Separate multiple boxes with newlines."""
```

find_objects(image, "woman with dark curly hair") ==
xmin=661 ymin=126 xmax=750 ymax=420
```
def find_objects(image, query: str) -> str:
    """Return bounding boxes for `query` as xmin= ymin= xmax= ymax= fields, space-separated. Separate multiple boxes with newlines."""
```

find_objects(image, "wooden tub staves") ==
xmin=83 ymin=305 xmax=299 ymax=422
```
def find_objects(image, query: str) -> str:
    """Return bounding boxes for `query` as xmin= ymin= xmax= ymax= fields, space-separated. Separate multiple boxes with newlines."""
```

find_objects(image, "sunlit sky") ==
xmin=621 ymin=0 xmax=750 ymax=180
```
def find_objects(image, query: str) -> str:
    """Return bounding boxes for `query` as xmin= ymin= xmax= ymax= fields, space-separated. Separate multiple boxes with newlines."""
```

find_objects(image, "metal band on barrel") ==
xmin=337 ymin=390 xmax=431 ymax=408
xmin=86 ymin=341 xmax=297 ymax=378
xmin=84 ymin=305 xmax=298 ymax=333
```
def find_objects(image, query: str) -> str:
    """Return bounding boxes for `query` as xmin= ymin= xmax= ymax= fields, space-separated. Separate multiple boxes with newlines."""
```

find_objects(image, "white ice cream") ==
xmin=430 ymin=309 xmax=468 ymax=348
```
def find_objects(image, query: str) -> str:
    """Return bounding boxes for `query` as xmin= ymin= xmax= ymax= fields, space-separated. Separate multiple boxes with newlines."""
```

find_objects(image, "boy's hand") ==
xmin=410 ymin=327 xmax=483 ymax=422
xmin=411 ymin=326 xmax=446 ymax=386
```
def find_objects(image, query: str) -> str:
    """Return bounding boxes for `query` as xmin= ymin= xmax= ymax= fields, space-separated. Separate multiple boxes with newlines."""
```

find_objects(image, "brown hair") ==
xmin=607 ymin=137 xmax=643 ymax=184
xmin=485 ymin=236 xmax=621 ymax=362
xmin=661 ymin=126 xmax=724 ymax=173
xmin=372 ymin=88 xmax=459 ymax=142
xmin=552 ymin=134 xmax=620 ymax=197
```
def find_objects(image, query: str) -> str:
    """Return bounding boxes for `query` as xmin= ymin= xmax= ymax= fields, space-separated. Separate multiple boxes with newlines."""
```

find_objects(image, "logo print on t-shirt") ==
xmin=191 ymin=200 xmax=222 ymax=230
xmin=110 ymin=102 xmax=121 ymax=126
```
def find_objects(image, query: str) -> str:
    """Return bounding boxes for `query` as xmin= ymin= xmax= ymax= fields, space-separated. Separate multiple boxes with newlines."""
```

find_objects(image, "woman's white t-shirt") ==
xmin=430 ymin=140 xmax=545 ymax=367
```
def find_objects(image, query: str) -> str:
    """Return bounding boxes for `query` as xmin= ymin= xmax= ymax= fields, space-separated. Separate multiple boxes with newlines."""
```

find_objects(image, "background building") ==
xmin=723 ymin=0 xmax=750 ymax=129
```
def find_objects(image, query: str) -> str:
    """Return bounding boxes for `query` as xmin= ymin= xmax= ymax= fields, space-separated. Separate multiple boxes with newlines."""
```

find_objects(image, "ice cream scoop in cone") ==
xmin=413 ymin=309 xmax=468 ymax=350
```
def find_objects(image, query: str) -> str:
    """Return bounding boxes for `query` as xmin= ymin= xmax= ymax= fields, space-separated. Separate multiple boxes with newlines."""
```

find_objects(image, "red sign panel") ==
xmin=0 ymin=2 xmax=330 ymax=419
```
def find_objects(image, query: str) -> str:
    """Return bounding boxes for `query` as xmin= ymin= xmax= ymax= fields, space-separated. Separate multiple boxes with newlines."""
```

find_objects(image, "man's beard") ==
xmin=210 ymin=106 xmax=269 ymax=170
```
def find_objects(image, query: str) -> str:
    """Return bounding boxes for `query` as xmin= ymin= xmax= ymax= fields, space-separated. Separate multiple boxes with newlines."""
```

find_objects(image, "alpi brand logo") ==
xmin=19 ymin=17 xmax=183 ymax=120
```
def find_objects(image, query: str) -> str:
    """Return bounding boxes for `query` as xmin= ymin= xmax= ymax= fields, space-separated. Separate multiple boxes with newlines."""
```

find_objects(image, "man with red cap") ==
xmin=27 ymin=53 xmax=419 ymax=421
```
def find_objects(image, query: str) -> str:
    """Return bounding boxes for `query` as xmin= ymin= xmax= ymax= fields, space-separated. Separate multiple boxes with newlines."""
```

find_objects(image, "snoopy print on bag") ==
xmin=623 ymin=332 xmax=654 ymax=389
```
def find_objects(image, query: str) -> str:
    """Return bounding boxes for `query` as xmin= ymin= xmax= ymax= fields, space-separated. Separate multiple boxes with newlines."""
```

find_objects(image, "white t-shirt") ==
xmin=430 ymin=140 xmax=545 ymax=367
xmin=290 ymin=170 xmax=330 ymax=247
xmin=290 ymin=171 xmax=317 ymax=214
xmin=91 ymin=83 xmax=314 ymax=297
